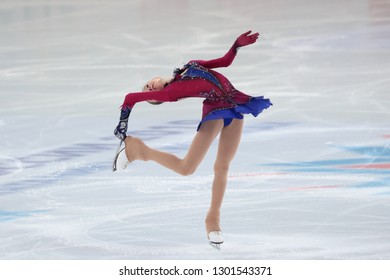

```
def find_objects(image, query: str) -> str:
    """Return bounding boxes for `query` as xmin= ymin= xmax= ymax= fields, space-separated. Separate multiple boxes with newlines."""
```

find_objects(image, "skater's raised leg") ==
xmin=125 ymin=120 xmax=224 ymax=175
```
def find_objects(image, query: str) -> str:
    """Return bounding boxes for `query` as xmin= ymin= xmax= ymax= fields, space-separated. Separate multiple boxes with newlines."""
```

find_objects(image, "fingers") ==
xmin=242 ymin=30 xmax=259 ymax=37
xmin=242 ymin=30 xmax=260 ymax=41
xmin=249 ymin=32 xmax=259 ymax=40
xmin=237 ymin=30 xmax=260 ymax=46
xmin=253 ymin=33 xmax=260 ymax=42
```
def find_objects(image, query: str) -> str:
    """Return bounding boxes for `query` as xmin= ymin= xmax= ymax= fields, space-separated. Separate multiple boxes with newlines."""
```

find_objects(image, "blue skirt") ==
xmin=197 ymin=96 xmax=272 ymax=130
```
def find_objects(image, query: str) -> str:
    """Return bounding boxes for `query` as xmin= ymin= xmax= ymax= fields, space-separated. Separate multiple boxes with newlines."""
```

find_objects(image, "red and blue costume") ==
xmin=114 ymin=31 xmax=272 ymax=140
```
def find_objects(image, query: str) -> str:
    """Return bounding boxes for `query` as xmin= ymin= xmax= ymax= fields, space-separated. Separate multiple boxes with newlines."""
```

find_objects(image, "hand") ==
xmin=114 ymin=107 xmax=131 ymax=140
xmin=236 ymin=30 xmax=260 ymax=47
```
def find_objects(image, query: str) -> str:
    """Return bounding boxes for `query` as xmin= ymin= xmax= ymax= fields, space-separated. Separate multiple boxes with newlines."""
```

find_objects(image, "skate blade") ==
xmin=209 ymin=241 xmax=221 ymax=251
xmin=112 ymin=140 xmax=124 ymax=171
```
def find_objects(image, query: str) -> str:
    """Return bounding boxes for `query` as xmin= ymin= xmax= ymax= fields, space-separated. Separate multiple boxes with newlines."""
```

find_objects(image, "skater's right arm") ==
xmin=190 ymin=31 xmax=260 ymax=69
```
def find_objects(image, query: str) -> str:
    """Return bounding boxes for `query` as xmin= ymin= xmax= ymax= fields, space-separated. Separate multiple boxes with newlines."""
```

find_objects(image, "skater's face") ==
xmin=143 ymin=77 xmax=169 ymax=105
xmin=143 ymin=77 xmax=167 ymax=92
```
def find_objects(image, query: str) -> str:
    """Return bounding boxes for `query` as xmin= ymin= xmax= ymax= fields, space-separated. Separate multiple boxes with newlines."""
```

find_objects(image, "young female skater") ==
xmin=113 ymin=31 xmax=272 ymax=245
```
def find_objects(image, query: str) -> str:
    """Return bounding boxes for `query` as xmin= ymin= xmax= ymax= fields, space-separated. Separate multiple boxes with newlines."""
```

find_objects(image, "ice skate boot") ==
xmin=113 ymin=145 xmax=129 ymax=171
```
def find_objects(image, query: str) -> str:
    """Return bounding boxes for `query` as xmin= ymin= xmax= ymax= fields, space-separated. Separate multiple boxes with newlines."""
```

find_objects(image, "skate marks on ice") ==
xmin=1 ymin=120 xmax=390 ymax=259
xmin=0 ymin=119 xmax=289 ymax=195
xmin=223 ymin=123 xmax=390 ymax=259
xmin=0 ymin=119 xmax=199 ymax=195
xmin=0 ymin=155 xmax=22 ymax=177
xmin=1 ymin=0 xmax=390 ymax=260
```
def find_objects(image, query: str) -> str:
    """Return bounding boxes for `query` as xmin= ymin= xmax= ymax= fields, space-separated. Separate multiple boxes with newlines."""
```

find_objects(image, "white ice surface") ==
xmin=0 ymin=0 xmax=390 ymax=259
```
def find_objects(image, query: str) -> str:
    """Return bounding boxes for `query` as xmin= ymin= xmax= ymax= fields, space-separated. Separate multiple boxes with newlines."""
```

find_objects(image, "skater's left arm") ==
xmin=121 ymin=89 xmax=174 ymax=109
xmin=121 ymin=81 xmax=198 ymax=109
xmin=190 ymin=31 xmax=260 ymax=69
xmin=115 ymin=89 xmax=177 ymax=140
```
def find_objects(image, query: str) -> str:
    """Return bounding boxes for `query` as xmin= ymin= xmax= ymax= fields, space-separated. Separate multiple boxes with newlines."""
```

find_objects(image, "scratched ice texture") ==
xmin=0 ymin=0 xmax=390 ymax=259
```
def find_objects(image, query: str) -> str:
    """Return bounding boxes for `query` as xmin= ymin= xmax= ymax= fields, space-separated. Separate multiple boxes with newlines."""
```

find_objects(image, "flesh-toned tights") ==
xmin=125 ymin=119 xmax=243 ymax=235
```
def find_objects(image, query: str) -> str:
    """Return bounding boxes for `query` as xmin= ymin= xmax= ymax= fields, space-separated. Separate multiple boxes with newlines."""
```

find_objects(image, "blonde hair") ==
xmin=143 ymin=77 xmax=171 ymax=105
xmin=143 ymin=83 xmax=163 ymax=105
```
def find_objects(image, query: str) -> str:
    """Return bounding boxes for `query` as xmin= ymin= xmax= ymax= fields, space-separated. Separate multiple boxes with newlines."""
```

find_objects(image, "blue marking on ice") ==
xmin=261 ymin=142 xmax=390 ymax=189
xmin=281 ymin=167 xmax=390 ymax=175
xmin=338 ymin=145 xmax=390 ymax=157
xmin=245 ymin=121 xmax=296 ymax=131
xmin=353 ymin=178 xmax=390 ymax=189
xmin=0 ymin=210 xmax=49 ymax=223
xmin=0 ymin=162 xmax=110 ymax=196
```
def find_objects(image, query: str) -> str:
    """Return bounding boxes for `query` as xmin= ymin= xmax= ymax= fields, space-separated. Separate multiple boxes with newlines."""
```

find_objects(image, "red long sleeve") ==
xmin=121 ymin=88 xmax=173 ymax=109
xmin=121 ymin=78 xmax=212 ymax=109
xmin=121 ymin=40 xmax=240 ymax=109
xmin=189 ymin=40 xmax=239 ymax=69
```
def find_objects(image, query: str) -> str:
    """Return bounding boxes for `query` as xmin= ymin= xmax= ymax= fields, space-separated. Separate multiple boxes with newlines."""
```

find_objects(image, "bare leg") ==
xmin=125 ymin=120 xmax=224 ymax=175
xmin=205 ymin=119 xmax=244 ymax=234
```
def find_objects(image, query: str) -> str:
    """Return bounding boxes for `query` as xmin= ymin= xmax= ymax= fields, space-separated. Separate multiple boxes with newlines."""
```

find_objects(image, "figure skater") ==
xmin=113 ymin=31 xmax=272 ymax=245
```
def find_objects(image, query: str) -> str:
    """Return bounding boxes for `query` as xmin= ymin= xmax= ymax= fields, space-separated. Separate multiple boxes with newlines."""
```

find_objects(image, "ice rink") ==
xmin=1 ymin=0 xmax=390 ymax=260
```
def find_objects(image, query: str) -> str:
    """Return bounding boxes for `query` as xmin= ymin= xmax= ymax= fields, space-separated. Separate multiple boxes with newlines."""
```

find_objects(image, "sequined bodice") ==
xmin=174 ymin=62 xmax=238 ymax=103
xmin=180 ymin=62 xmax=222 ymax=89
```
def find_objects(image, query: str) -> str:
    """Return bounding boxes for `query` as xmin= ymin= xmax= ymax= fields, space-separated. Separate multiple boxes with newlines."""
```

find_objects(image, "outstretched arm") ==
xmin=114 ymin=89 xmax=175 ymax=140
xmin=115 ymin=81 xmax=198 ymax=140
xmin=121 ymin=89 xmax=172 ymax=109
xmin=121 ymin=78 xmax=201 ymax=109
xmin=190 ymin=30 xmax=260 ymax=69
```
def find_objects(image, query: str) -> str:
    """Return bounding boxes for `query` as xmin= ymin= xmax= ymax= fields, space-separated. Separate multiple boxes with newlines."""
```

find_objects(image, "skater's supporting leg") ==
xmin=206 ymin=119 xmax=244 ymax=234
xmin=125 ymin=120 xmax=224 ymax=175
